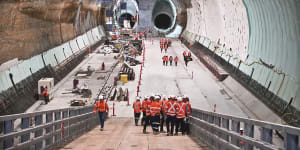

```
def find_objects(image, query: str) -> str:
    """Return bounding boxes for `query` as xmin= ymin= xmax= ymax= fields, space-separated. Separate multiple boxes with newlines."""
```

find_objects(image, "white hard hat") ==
xmin=136 ymin=96 xmax=141 ymax=100
xmin=177 ymin=97 xmax=183 ymax=102
xmin=144 ymin=96 xmax=149 ymax=99
xmin=99 ymin=95 xmax=104 ymax=100
xmin=155 ymin=95 xmax=160 ymax=100
xmin=240 ymin=128 xmax=244 ymax=131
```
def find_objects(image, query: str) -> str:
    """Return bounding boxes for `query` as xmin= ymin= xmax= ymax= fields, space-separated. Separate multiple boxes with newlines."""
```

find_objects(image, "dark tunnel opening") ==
xmin=154 ymin=14 xmax=172 ymax=30
xmin=119 ymin=13 xmax=136 ymax=28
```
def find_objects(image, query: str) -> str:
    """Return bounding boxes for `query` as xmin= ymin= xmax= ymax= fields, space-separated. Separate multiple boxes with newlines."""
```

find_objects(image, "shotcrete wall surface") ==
xmin=183 ymin=0 xmax=300 ymax=112
xmin=0 ymin=0 xmax=103 ymax=65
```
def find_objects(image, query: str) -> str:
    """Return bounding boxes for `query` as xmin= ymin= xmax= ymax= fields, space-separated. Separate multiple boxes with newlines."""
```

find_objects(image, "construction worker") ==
xmin=160 ymin=43 xmax=163 ymax=53
xmin=162 ymin=56 xmax=166 ymax=66
xmin=175 ymin=56 xmax=178 ymax=66
xmin=184 ymin=96 xmax=192 ymax=134
xmin=143 ymin=96 xmax=153 ymax=133
xmin=169 ymin=56 xmax=173 ymax=66
xmin=165 ymin=56 xmax=169 ymax=66
xmin=141 ymin=96 xmax=148 ymax=125
xmin=183 ymin=51 xmax=187 ymax=57
xmin=168 ymin=39 xmax=171 ymax=47
xmin=159 ymin=96 xmax=167 ymax=132
xmin=164 ymin=43 xmax=168 ymax=53
xmin=175 ymin=97 xmax=186 ymax=136
xmin=133 ymin=97 xmax=142 ymax=126
xmin=150 ymin=96 xmax=161 ymax=135
xmin=94 ymin=95 xmax=109 ymax=131
xmin=42 ymin=86 xmax=49 ymax=104
xmin=165 ymin=96 xmax=177 ymax=136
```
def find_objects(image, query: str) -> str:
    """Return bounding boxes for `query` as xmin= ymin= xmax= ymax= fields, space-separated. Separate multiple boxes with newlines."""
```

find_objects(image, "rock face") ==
xmin=0 ymin=0 xmax=105 ymax=65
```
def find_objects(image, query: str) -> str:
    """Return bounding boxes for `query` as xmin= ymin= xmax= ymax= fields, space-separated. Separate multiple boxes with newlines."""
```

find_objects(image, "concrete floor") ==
xmin=60 ymin=118 xmax=209 ymax=150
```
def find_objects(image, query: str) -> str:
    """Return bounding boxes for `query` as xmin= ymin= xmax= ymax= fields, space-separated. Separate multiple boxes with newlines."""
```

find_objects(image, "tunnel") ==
xmin=154 ymin=14 xmax=172 ymax=29
xmin=152 ymin=0 xmax=176 ymax=33
xmin=118 ymin=13 xmax=136 ymax=28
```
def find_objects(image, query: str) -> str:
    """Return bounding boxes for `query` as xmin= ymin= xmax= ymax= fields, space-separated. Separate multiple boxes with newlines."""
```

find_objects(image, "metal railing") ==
xmin=190 ymin=108 xmax=300 ymax=150
xmin=0 ymin=106 xmax=98 ymax=150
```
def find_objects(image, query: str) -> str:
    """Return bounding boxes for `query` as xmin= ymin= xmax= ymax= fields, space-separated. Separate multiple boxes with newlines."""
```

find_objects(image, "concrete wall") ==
xmin=0 ymin=26 xmax=106 ymax=115
xmin=183 ymin=0 xmax=300 ymax=111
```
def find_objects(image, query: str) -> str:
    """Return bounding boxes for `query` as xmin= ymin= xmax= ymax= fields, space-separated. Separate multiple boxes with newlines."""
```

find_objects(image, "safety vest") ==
xmin=150 ymin=101 xmax=161 ymax=116
xmin=165 ymin=44 xmax=168 ymax=49
xmin=166 ymin=101 xmax=176 ymax=116
xmin=175 ymin=102 xmax=186 ymax=118
xmin=160 ymin=44 xmax=163 ymax=49
xmin=164 ymin=56 xmax=168 ymax=62
xmin=42 ymin=88 xmax=48 ymax=96
xmin=94 ymin=101 xmax=109 ymax=112
xmin=146 ymin=100 xmax=152 ymax=116
xmin=186 ymin=102 xmax=192 ymax=117
xmin=188 ymin=52 xmax=191 ymax=57
xmin=133 ymin=101 xmax=141 ymax=113
xmin=142 ymin=99 xmax=147 ymax=112
xmin=183 ymin=51 xmax=187 ymax=56
xmin=169 ymin=57 xmax=173 ymax=61
xmin=175 ymin=57 xmax=178 ymax=62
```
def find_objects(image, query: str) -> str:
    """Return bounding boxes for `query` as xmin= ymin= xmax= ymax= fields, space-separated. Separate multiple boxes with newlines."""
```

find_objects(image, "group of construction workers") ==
xmin=160 ymin=38 xmax=172 ymax=53
xmin=133 ymin=95 xmax=192 ymax=136
xmin=183 ymin=51 xmax=192 ymax=66
xmin=162 ymin=55 xmax=178 ymax=66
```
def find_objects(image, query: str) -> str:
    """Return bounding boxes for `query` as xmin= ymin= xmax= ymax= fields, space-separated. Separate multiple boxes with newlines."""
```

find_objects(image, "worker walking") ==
xmin=133 ymin=97 xmax=142 ymax=126
xmin=169 ymin=56 xmax=173 ymax=66
xmin=183 ymin=96 xmax=192 ymax=135
xmin=165 ymin=96 xmax=177 ymax=136
xmin=94 ymin=95 xmax=109 ymax=131
xmin=162 ymin=56 xmax=166 ymax=66
xmin=150 ymin=96 xmax=161 ymax=135
xmin=143 ymin=96 xmax=153 ymax=133
xmin=141 ymin=96 xmax=148 ymax=125
xmin=175 ymin=97 xmax=186 ymax=136
xmin=175 ymin=56 xmax=178 ymax=66
xmin=164 ymin=42 xmax=168 ymax=53
xmin=42 ymin=86 xmax=49 ymax=104
xmin=159 ymin=96 xmax=167 ymax=132
xmin=165 ymin=56 xmax=169 ymax=66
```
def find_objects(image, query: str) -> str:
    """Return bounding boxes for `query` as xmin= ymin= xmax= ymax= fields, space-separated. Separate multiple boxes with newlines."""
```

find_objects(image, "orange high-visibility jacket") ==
xmin=133 ymin=101 xmax=142 ymax=113
xmin=94 ymin=101 xmax=109 ymax=113
xmin=183 ymin=51 xmax=187 ymax=56
xmin=159 ymin=99 xmax=167 ymax=113
xmin=160 ymin=39 xmax=163 ymax=44
xmin=146 ymin=100 xmax=152 ymax=117
xmin=169 ymin=56 xmax=173 ymax=61
xmin=150 ymin=101 xmax=161 ymax=116
xmin=165 ymin=101 xmax=177 ymax=116
xmin=165 ymin=44 xmax=168 ymax=49
xmin=42 ymin=88 xmax=48 ymax=96
xmin=160 ymin=44 xmax=163 ymax=49
xmin=142 ymin=99 xmax=147 ymax=112
xmin=175 ymin=102 xmax=186 ymax=118
xmin=164 ymin=56 xmax=168 ymax=62
xmin=188 ymin=52 xmax=191 ymax=57
xmin=175 ymin=57 xmax=178 ymax=62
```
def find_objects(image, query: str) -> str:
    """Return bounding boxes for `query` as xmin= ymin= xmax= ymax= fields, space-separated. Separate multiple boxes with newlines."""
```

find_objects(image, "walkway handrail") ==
xmin=0 ymin=106 xmax=98 ymax=150
xmin=190 ymin=108 xmax=300 ymax=150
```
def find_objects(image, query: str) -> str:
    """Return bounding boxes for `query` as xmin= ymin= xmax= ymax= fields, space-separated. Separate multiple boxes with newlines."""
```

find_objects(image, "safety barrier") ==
xmin=0 ymin=106 xmax=98 ymax=150
xmin=190 ymin=108 xmax=300 ymax=150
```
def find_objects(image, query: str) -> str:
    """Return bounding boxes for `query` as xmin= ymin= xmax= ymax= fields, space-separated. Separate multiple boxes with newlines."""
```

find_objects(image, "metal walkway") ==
xmin=60 ymin=117 xmax=208 ymax=150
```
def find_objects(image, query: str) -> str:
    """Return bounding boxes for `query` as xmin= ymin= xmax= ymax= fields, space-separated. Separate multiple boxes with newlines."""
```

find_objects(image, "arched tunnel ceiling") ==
xmin=184 ymin=0 xmax=300 ymax=110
